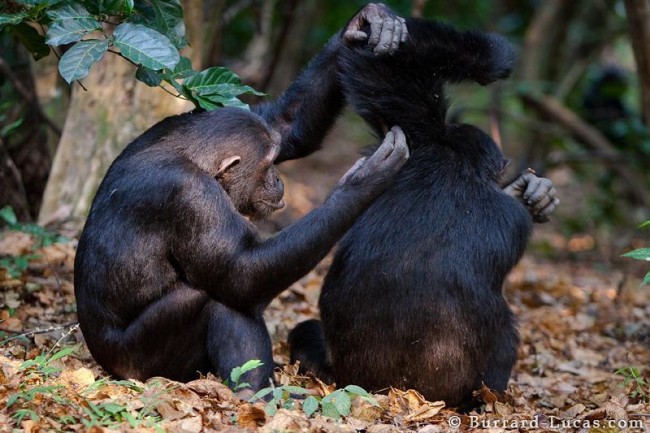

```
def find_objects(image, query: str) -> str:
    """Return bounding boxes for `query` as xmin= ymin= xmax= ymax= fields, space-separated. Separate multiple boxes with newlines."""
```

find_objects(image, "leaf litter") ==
xmin=1 ymin=228 xmax=649 ymax=432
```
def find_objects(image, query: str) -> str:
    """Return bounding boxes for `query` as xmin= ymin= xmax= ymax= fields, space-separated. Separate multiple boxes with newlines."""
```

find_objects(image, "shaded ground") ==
xmin=1 ymin=118 xmax=649 ymax=431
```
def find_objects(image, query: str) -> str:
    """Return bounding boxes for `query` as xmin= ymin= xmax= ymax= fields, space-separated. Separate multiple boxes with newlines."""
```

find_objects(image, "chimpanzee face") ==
xmin=250 ymin=152 xmax=285 ymax=219
xmin=216 ymin=127 xmax=285 ymax=220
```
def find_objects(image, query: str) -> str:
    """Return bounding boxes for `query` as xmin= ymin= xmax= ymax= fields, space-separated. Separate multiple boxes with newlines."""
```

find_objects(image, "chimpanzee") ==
xmin=74 ymin=4 xmax=409 ymax=390
xmin=289 ymin=12 xmax=559 ymax=408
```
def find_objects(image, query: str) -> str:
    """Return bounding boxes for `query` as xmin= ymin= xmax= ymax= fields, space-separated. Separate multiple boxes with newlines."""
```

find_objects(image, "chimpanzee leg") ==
xmin=205 ymin=302 xmax=275 ymax=391
xmin=113 ymin=286 xmax=212 ymax=382
xmin=481 ymin=321 xmax=519 ymax=392
xmin=288 ymin=319 xmax=333 ymax=382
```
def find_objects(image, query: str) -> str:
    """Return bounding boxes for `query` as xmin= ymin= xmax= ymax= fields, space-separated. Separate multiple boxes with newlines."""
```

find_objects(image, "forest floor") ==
xmin=1 ymin=121 xmax=650 ymax=432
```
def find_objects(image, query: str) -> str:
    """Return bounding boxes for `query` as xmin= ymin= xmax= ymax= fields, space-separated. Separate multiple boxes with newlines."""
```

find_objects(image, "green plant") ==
xmin=615 ymin=366 xmax=648 ymax=401
xmin=0 ymin=205 xmax=67 ymax=248
xmin=0 ymin=254 xmax=40 ymax=278
xmin=0 ymin=205 xmax=68 ymax=278
xmin=621 ymin=220 xmax=650 ymax=286
xmin=250 ymin=383 xmax=379 ymax=419
xmin=0 ymin=0 xmax=263 ymax=110
xmin=226 ymin=359 xmax=265 ymax=391
xmin=249 ymin=383 xmax=312 ymax=416
xmin=17 ymin=345 xmax=77 ymax=380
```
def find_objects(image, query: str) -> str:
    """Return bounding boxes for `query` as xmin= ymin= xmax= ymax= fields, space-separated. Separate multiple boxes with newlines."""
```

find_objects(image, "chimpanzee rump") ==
xmin=290 ymin=16 xmax=556 ymax=408
xmin=74 ymin=5 xmax=409 ymax=391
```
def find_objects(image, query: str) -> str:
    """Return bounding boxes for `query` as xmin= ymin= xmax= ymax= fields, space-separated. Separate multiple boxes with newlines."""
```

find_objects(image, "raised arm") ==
xmin=253 ymin=4 xmax=408 ymax=163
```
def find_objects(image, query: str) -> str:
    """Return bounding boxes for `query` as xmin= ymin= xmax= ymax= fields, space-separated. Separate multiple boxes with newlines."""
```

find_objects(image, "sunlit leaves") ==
xmin=58 ymin=39 xmax=108 ymax=83
xmin=2 ymin=0 xmax=261 ymax=110
xmin=113 ymin=23 xmax=179 ymax=70
xmin=183 ymin=67 xmax=265 ymax=110
xmin=45 ymin=4 xmax=101 ymax=46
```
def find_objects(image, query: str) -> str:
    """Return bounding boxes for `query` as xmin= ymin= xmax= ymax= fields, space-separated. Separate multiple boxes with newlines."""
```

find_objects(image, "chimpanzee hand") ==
xmin=343 ymin=3 xmax=408 ymax=55
xmin=503 ymin=172 xmax=560 ymax=223
xmin=339 ymin=126 xmax=409 ymax=188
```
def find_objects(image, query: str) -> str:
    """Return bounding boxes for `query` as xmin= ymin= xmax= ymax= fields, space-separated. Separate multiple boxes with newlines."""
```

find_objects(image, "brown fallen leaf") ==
xmin=237 ymin=402 xmax=266 ymax=428
xmin=387 ymin=388 xmax=445 ymax=423
xmin=58 ymin=367 xmax=95 ymax=390
xmin=185 ymin=378 xmax=237 ymax=404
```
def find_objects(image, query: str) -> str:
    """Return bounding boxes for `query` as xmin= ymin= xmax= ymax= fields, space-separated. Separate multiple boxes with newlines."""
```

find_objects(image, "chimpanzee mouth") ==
xmin=259 ymin=199 xmax=285 ymax=210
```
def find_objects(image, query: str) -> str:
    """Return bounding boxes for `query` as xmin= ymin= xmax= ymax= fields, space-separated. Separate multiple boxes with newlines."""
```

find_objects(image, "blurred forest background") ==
xmin=1 ymin=0 xmax=649 ymax=266
xmin=1 ymin=1 xmax=650 ymax=430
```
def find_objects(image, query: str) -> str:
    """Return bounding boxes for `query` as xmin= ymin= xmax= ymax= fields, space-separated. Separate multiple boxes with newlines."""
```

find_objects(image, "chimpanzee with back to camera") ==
xmin=74 ymin=4 xmax=411 ymax=391
xmin=289 ymin=7 xmax=560 ymax=408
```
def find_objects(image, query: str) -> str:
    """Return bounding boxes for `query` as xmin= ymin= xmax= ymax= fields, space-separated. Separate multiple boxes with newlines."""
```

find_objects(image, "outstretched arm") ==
xmin=503 ymin=171 xmax=559 ymax=223
xmin=253 ymin=4 xmax=407 ymax=163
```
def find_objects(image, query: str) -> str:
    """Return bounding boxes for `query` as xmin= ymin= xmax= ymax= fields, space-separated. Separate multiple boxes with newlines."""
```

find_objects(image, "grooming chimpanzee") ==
xmin=289 ymin=13 xmax=559 ymax=408
xmin=74 ymin=4 xmax=409 ymax=391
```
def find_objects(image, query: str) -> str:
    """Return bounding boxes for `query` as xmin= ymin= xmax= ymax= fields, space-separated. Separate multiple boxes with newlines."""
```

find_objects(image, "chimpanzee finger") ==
xmin=530 ymin=191 xmax=552 ymax=212
xmin=532 ymin=198 xmax=559 ymax=223
xmin=523 ymin=177 xmax=551 ymax=204
xmin=368 ymin=17 xmax=384 ymax=49
xmin=343 ymin=30 xmax=369 ymax=43
xmin=386 ymin=19 xmax=402 ymax=55
xmin=339 ymin=157 xmax=368 ymax=184
xmin=390 ymin=126 xmax=409 ymax=159
xmin=400 ymin=18 xmax=408 ymax=43
xmin=373 ymin=130 xmax=396 ymax=160
xmin=375 ymin=17 xmax=395 ymax=54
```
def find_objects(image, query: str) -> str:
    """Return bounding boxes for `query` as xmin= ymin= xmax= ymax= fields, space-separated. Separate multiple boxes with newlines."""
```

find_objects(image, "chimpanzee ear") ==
xmin=216 ymin=156 xmax=241 ymax=177
xmin=500 ymin=158 xmax=511 ymax=174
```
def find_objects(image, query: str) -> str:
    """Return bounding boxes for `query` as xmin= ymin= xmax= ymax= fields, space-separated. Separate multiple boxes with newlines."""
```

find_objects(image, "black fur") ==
xmin=74 ymin=31 xmax=398 ymax=389
xmin=289 ymin=17 xmax=531 ymax=408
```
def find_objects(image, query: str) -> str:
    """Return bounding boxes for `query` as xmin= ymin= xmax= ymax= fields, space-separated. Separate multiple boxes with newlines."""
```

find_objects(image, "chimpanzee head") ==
xmin=210 ymin=109 xmax=285 ymax=220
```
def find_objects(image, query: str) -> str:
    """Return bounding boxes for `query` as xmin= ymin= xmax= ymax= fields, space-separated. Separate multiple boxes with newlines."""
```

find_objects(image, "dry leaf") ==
xmin=237 ymin=402 xmax=266 ymax=428
xmin=58 ymin=367 xmax=95 ymax=390
xmin=387 ymin=388 xmax=445 ymax=423
xmin=185 ymin=378 xmax=236 ymax=403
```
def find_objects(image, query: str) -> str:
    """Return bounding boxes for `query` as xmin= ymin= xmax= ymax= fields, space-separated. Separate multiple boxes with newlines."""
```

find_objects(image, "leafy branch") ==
xmin=621 ymin=220 xmax=650 ymax=286
xmin=0 ymin=0 xmax=263 ymax=110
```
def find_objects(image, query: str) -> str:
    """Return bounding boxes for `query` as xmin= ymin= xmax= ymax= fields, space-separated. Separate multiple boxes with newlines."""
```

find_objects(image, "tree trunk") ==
xmin=624 ymin=0 xmax=650 ymax=125
xmin=38 ymin=54 xmax=192 ymax=225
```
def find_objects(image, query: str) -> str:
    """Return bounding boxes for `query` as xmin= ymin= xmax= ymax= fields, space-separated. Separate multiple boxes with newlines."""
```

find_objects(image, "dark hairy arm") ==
xmin=253 ymin=3 xmax=408 ymax=163
xmin=178 ymin=128 xmax=409 ymax=311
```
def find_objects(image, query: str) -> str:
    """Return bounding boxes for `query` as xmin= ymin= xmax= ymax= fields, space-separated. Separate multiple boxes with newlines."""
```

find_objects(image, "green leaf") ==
xmin=113 ymin=23 xmax=179 ymax=70
xmin=330 ymin=390 xmax=351 ymax=417
xmin=193 ymin=93 xmax=250 ymax=111
xmin=169 ymin=56 xmax=195 ymax=79
xmin=643 ymin=272 xmax=650 ymax=287
xmin=343 ymin=385 xmax=371 ymax=397
xmin=321 ymin=401 xmax=341 ymax=420
xmin=234 ymin=381 xmax=250 ymax=391
xmin=150 ymin=0 xmax=186 ymax=48
xmin=283 ymin=386 xmax=311 ymax=395
xmin=12 ymin=23 xmax=50 ymax=60
xmin=0 ymin=118 xmax=24 ymax=138
xmin=639 ymin=221 xmax=650 ymax=229
xmin=100 ymin=402 xmax=125 ymax=415
xmin=58 ymin=39 xmax=108 ymax=83
xmin=0 ymin=205 xmax=18 ymax=225
xmin=46 ymin=4 xmax=101 ymax=46
xmin=622 ymin=248 xmax=650 ymax=261
xmin=46 ymin=346 xmax=76 ymax=364
xmin=0 ymin=13 xmax=29 ymax=30
xmin=249 ymin=387 xmax=273 ymax=402
xmin=239 ymin=360 xmax=264 ymax=374
xmin=104 ymin=0 xmax=134 ymax=14
xmin=16 ymin=0 xmax=64 ymax=5
xmin=136 ymin=65 xmax=163 ymax=87
xmin=184 ymin=66 xmax=264 ymax=97
xmin=302 ymin=396 xmax=319 ymax=417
